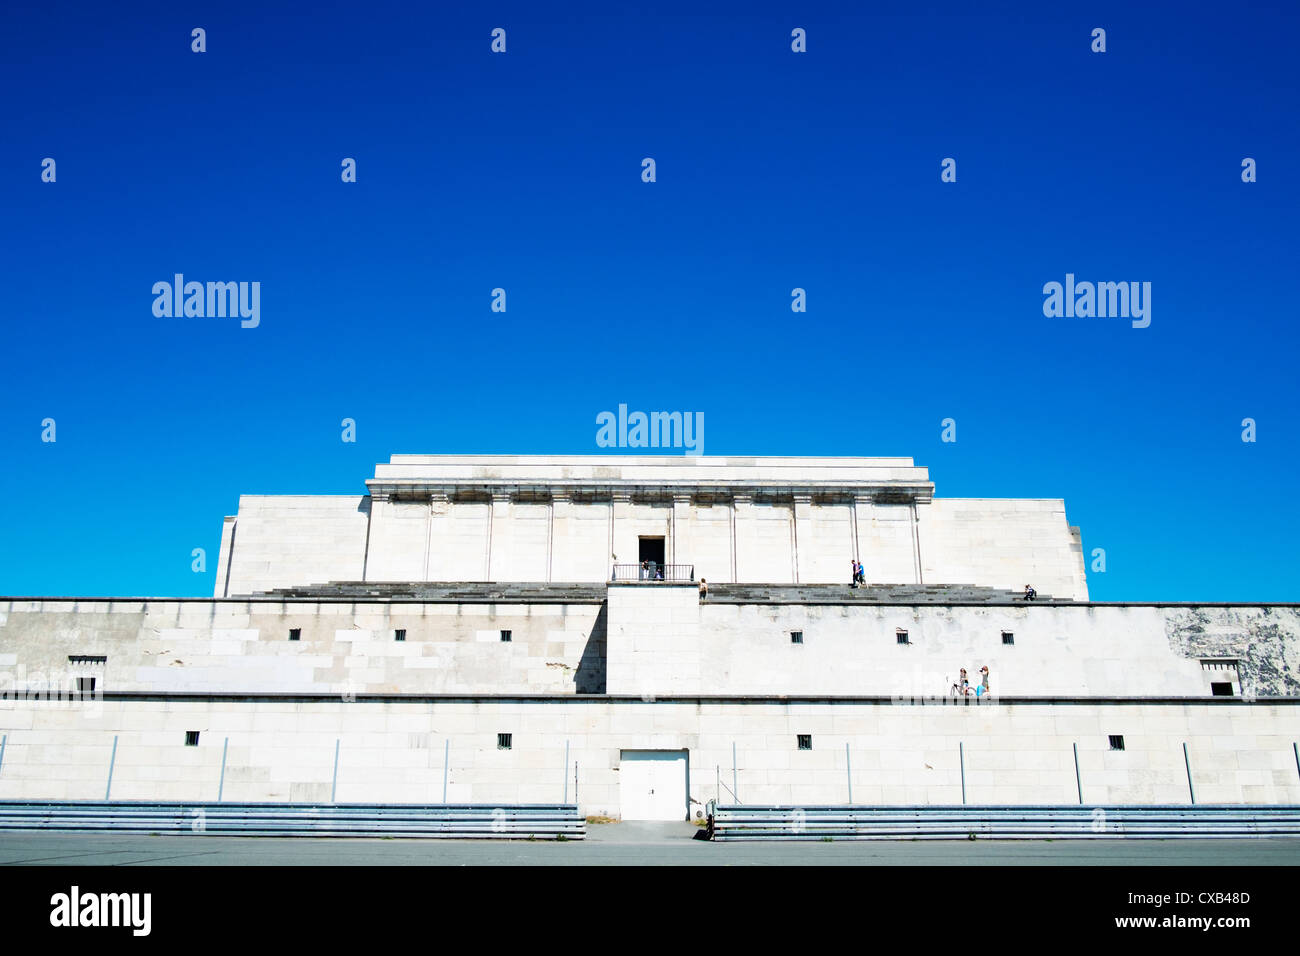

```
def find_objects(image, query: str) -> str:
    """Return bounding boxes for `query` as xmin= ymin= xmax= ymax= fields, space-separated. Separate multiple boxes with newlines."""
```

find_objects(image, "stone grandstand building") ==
xmin=1 ymin=455 xmax=1298 ymax=821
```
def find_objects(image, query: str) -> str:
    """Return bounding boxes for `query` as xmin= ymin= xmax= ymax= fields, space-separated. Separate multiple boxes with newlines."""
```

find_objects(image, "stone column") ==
xmin=611 ymin=491 xmax=632 ymax=574
xmin=547 ymin=492 xmax=566 ymax=583
xmin=671 ymin=493 xmax=692 ymax=572
xmin=731 ymin=494 xmax=750 ymax=582
xmin=792 ymin=493 xmax=813 ymax=584
xmin=487 ymin=491 xmax=511 ymax=581
xmin=912 ymin=496 xmax=929 ymax=585
xmin=361 ymin=493 xmax=388 ymax=583
xmin=853 ymin=493 xmax=872 ymax=581
xmin=427 ymin=491 xmax=452 ymax=581
xmin=423 ymin=492 xmax=448 ymax=581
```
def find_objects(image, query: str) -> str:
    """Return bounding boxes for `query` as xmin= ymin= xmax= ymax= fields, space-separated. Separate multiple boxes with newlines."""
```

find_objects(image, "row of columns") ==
xmin=373 ymin=489 xmax=925 ymax=585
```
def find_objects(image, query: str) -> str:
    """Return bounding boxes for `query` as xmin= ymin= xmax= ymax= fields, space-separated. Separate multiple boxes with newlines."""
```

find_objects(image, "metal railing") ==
xmin=610 ymin=563 xmax=694 ymax=582
xmin=707 ymin=804 xmax=1300 ymax=841
xmin=0 ymin=801 xmax=585 ymax=840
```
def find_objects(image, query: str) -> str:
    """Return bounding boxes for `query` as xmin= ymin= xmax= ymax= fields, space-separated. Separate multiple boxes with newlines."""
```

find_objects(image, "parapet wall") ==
xmin=2 ymin=594 xmax=1295 ymax=700
xmin=0 ymin=599 xmax=606 ymax=696
xmin=607 ymin=588 xmax=1300 ymax=699
xmin=0 ymin=697 xmax=1297 ymax=812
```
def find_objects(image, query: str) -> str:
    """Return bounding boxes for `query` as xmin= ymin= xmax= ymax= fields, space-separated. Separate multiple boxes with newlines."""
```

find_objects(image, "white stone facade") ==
xmin=0 ymin=599 xmax=606 ymax=696
xmin=1 ymin=699 xmax=1297 ymax=812
xmin=216 ymin=455 xmax=1089 ymax=600
xmin=3 ymin=454 xmax=1297 ymax=820
xmin=4 ymin=597 xmax=1295 ymax=700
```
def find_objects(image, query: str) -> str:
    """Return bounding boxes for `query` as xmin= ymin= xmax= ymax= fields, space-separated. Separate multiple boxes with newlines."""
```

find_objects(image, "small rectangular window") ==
xmin=896 ymin=630 xmax=910 ymax=645
xmin=797 ymin=734 xmax=812 ymax=751
xmin=76 ymin=676 xmax=96 ymax=693
xmin=497 ymin=733 xmax=512 ymax=750
xmin=500 ymin=630 xmax=512 ymax=642
xmin=289 ymin=628 xmax=301 ymax=642
xmin=790 ymin=630 xmax=803 ymax=644
xmin=185 ymin=731 xmax=200 ymax=746
xmin=394 ymin=628 xmax=406 ymax=642
xmin=1108 ymin=735 xmax=1125 ymax=751
xmin=1002 ymin=631 xmax=1014 ymax=645
xmin=1211 ymin=682 xmax=1234 ymax=697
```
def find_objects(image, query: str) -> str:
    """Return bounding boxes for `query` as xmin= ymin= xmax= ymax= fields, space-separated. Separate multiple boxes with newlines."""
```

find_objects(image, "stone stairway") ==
xmin=245 ymin=581 xmax=1066 ymax=604
xmin=705 ymin=583 xmax=1066 ymax=604
xmin=246 ymin=581 xmax=607 ymax=602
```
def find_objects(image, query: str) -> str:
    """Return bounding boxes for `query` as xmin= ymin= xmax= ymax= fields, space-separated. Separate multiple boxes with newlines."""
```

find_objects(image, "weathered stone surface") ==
xmin=1164 ymin=606 xmax=1300 ymax=697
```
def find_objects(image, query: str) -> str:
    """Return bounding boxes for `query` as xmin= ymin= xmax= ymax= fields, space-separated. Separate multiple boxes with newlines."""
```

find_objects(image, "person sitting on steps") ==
xmin=1023 ymin=584 xmax=1037 ymax=602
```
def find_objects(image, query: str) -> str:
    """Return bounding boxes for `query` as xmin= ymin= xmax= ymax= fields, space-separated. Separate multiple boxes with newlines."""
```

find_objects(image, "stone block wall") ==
xmin=217 ymin=493 xmax=1088 ymax=598
xmin=0 ymin=600 xmax=607 ymax=697
xmin=4 ymin=597 xmax=1296 ymax=700
xmin=0 ymin=698 xmax=1296 ymax=814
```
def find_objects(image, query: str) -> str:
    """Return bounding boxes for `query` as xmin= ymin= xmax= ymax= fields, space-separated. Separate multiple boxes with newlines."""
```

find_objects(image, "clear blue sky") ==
xmin=2 ymin=1 xmax=1296 ymax=601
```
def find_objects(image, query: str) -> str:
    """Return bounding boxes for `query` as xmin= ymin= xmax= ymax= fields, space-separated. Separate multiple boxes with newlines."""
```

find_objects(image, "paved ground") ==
xmin=1 ymin=824 xmax=1298 ymax=865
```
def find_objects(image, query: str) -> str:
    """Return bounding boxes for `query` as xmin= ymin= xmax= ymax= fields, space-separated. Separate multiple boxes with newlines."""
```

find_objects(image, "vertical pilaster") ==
xmin=911 ymin=497 xmax=927 ymax=585
xmin=487 ymin=491 xmax=511 ymax=581
xmin=671 ymin=493 xmax=692 ymax=569
xmin=792 ymin=493 xmax=813 ymax=584
xmin=547 ymin=492 xmax=563 ymax=583
xmin=611 ymin=491 xmax=631 ymax=569
xmin=421 ymin=495 xmax=433 ymax=581
xmin=424 ymin=491 xmax=448 ymax=582
xmin=731 ymin=494 xmax=750 ymax=582
xmin=853 ymin=493 xmax=872 ymax=580
xmin=362 ymin=494 xmax=387 ymax=583
xmin=848 ymin=496 xmax=860 ymax=569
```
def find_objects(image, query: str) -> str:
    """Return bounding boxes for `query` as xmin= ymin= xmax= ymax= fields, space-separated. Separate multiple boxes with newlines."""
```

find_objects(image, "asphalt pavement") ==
xmin=1 ymin=825 xmax=1298 ymax=865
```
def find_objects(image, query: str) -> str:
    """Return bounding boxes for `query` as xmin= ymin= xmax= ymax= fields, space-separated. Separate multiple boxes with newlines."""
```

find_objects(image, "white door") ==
xmin=619 ymin=750 xmax=688 ymax=821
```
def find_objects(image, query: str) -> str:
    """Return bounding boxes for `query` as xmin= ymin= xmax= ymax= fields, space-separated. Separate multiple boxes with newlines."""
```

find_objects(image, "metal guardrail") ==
xmin=0 ymin=801 xmax=585 ymax=839
xmin=610 ymin=563 xmax=694 ymax=582
xmin=706 ymin=803 xmax=1300 ymax=840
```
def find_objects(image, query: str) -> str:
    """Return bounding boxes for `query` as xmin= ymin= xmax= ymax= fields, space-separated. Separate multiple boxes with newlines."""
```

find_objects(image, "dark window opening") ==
xmin=497 ymin=733 xmax=512 ymax=750
xmin=638 ymin=536 xmax=666 ymax=576
xmin=500 ymin=630 xmax=512 ymax=642
xmin=797 ymin=734 xmax=812 ymax=751
xmin=790 ymin=630 xmax=803 ymax=644
xmin=394 ymin=629 xmax=406 ymax=642
xmin=896 ymin=630 xmax=910 ymax=645
xmin=1002 ymin=631 xmax=1014 ymax=645
xmin=1211 ymin=682 xmax=1234 ymax=697
xmin=185 ymin=731 xmax=200 ymax=746
xmin=289 ymin=628 xmax=301 ymax=642
xmin=1108 ymin=735 xmax=1125 ymax=751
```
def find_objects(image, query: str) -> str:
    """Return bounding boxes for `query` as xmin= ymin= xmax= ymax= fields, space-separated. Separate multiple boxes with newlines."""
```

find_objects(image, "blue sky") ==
xmin=1 ymin=1 xmax=1296 ymax=601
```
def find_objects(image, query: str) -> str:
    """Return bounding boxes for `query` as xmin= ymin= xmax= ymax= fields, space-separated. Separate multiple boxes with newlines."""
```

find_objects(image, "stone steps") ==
xmin=248 ymin=581 xmax=607 ymax=602
xmin=246 ymin=580 xmax=1065 ymax=605
xmin=706 ymin=583 xmax=1063 ymax=604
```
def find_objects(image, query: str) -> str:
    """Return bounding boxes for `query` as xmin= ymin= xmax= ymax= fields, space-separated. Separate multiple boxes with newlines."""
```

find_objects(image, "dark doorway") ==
xmin=639 ymin=536 xmax=666 ymax=577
